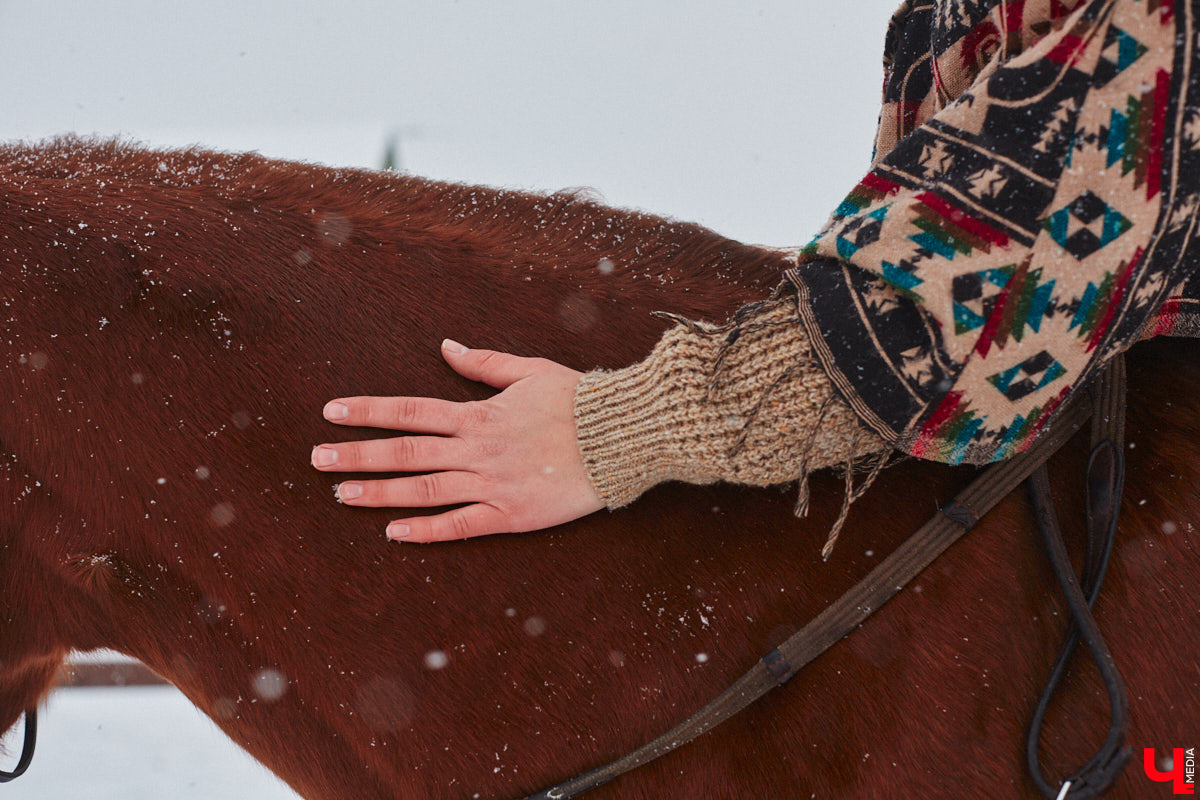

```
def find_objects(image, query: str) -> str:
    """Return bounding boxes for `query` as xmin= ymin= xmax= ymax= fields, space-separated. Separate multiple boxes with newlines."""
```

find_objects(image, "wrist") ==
xmin=573 ymin=325 xmax=719 ymax=507
xmin=573 ymin=298 xmax=883 ymax=509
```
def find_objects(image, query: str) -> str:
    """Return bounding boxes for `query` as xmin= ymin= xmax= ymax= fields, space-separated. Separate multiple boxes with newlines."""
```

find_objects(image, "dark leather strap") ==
xmin=522 ymin=388 xmax=1096 ymax=800
xmin=1025 ymin=358 xmax=1130 ymax=799
xmin=0 ymin=708 xmax=36 ymax=782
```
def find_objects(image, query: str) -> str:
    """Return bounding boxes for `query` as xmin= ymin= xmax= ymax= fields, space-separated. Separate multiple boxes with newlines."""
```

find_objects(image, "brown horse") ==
xmin=1 ymin=137 xmax=1195 ymax=798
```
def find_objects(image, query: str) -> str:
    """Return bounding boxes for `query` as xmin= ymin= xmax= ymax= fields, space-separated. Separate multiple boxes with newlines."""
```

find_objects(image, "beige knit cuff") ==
xmin=573 ymin=298 xmax=885 ymax=509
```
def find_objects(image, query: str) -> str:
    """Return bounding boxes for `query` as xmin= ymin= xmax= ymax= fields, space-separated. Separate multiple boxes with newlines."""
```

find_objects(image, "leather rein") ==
xmin=0 ymin=708 xmax=35 ymax=783
xmin=524 ymin=356 xmax=1131 ymax=800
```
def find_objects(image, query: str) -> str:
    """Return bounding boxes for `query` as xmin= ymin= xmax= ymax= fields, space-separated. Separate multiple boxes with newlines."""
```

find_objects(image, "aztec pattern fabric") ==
xmin=787 ymin=0 xmax=1200 ymax=465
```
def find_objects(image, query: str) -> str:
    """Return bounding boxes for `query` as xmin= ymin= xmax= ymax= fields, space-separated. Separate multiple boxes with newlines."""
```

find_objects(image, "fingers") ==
xmin=322 ymin=395 xmax=470 ymax=435
xmin=312 ymin=434 xmax=466 ymax=473
xmin=440 ymin=339 xmax=542 ymax=389
xmin=336 ymin=471 xmax=481 ymax=508
xmin=317 ymin=339 xmax=580 ymax=544
xmin=386 ymin=503 xmax=510 ymax=543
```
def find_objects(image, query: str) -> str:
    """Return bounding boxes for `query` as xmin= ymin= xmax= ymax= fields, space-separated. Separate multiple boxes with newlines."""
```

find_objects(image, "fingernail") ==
xmin=387 ymin=522 xmax=410 ymax=540
xmin=311 ymin=446 xmax=338 ymax=467
xmin=336 ymin=482 xmax=361 ymax=501
xmin=323 ymin=402 xmax=349 ymax=421
xmin=441 ymin=338 xmax=468 ymax=355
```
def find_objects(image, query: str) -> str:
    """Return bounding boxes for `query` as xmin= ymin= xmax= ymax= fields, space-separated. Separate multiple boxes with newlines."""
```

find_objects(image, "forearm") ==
xmin=574 ymin=296 xmax=886 ymax=508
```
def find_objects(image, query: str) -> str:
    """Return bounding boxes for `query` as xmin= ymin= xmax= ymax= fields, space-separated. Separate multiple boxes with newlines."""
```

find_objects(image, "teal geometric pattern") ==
xmin=987 ymin=350 xmax=1067 ymax=401
xmin=952 ymin=264 xmax=1056 ymax=345
xmin=835 ymin=206 xmax=888 ymax=259
xmin=1095 ymin=25 xmax=1147 ymax=86
xmin=881 ymin=259 xmax=925 ymax=300
xmin=1043 ymin=191 xmax=1132 ymax=259
xmin=1106 ymin=104 xmax=1133 ymax=168
xmin=953 ymin=267 xmax=1011 ymax=333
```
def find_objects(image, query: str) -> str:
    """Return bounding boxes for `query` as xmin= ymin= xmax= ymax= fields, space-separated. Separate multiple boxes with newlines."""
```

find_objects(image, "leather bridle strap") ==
xmin=522 ymin=375 xmax=1098 ymax=800
xmin=0 ymin=708 xmax=37 ymax=782
xmin=1025 ymin=357 xmax=1130 ymax=799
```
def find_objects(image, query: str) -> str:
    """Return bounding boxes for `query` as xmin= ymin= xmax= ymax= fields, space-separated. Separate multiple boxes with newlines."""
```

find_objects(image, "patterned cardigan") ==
xmin=790 ymin=0 xmax=1199 ymax=465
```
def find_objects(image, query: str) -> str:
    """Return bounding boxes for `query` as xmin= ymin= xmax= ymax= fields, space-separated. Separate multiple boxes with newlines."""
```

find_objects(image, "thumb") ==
xmin=441 ymin=339 xmax=539 ymax=389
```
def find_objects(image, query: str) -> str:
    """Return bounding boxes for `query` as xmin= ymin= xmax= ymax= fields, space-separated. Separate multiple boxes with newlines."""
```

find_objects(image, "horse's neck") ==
xmin=2 ymin=138 xmax=808 ymax=798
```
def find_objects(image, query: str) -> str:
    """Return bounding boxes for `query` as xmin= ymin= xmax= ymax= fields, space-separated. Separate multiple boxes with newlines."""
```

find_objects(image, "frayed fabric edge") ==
xmin=818 ymin=448 xmax=892 ymax=560
xmin=654 ymin=298 xmax=898 ymax=560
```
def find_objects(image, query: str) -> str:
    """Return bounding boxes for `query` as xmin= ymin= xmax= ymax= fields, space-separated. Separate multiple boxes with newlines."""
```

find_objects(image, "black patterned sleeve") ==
xmin=788 ymin=0 xmax=1200 ymax=465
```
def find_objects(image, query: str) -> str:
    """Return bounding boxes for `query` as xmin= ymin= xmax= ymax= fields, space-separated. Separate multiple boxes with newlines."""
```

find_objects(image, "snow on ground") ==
xmin=0 ymin=687 xmax=299 ymax=799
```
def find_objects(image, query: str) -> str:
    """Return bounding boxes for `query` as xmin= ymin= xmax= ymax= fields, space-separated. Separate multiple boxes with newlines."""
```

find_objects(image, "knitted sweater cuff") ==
xmin=573 ymin=297 xmax=886 ymax=509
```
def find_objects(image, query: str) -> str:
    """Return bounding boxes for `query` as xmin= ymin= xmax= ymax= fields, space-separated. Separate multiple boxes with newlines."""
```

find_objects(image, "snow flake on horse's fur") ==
xmin=252 ymin=668 xmax=288 ymax=702
xmin=64 ymin=553 xmax=119 ymax=593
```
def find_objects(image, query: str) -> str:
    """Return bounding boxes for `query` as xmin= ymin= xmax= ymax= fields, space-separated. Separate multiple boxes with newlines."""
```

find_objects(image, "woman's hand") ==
xmin=311 ymin=339 xmax=605 ymax=542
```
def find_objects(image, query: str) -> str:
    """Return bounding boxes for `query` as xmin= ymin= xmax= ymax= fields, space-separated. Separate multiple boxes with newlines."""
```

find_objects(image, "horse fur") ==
xmin=0 ymin=136 xmax=1196 ymax=798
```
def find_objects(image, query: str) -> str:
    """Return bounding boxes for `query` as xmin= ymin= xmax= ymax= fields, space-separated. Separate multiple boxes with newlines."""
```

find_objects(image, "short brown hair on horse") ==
xmin=1 ymin=137 xmax=1195 ymax=798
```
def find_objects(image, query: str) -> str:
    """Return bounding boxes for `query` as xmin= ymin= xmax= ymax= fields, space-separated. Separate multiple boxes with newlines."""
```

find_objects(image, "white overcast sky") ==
xmin=0 ymin=0 xmax=900 ymax=247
